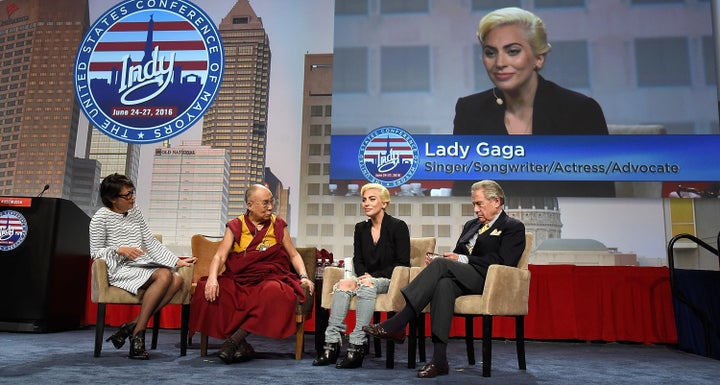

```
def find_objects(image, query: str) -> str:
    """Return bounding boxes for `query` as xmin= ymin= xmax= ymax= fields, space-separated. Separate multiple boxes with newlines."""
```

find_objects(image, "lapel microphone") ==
xmin=492 ymin=88 xmax=503 ymax=106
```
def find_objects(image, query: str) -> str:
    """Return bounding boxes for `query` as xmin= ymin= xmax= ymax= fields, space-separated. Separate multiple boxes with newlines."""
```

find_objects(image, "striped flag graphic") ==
xmin=89 ymin=19 xmax=209 ymax=76
xmin=6 ymin=3 xmax=19 ymax=18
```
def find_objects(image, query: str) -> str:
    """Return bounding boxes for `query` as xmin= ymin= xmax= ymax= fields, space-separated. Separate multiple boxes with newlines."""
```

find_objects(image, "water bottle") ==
xmin=343 ymin=257 xmax=355 ymax=279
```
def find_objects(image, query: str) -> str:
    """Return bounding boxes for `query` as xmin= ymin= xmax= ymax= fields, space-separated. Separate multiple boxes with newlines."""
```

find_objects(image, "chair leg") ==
xmin=385 ymin=340 xmax=395 ymax=369
xmin=295 ymin=314 xmax=304 ymax=360
xmin=200 ymin=333 xmax=208 ymax=356
xmin=94 ymin=303 xmax=106 ymax=357
xmin=180 ymin=304 xmax=189 ymax=356
xmin=385 ymin=311 xmax=396 ymax=368
xmin=465 ymin=315 xmax=476 ymax=365
xmin=482 ymin=315 xmax=492 ymax=378
xmin=151 ymin=313 xmax=160 ymax=350
xmin=373 ymin=312 xmax=382 ymax=357
xmin=516 ymin=315 xmax=526 ymax=370
xmin=418 ymin=314 xmax=426 ymax=362
xmin=408 ymin=316 xmax=417 ymax=369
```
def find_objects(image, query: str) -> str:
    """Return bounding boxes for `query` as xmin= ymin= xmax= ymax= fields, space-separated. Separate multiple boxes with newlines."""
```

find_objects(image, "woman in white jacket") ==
xmin=89 ymin=173 xmax=196 ymax=359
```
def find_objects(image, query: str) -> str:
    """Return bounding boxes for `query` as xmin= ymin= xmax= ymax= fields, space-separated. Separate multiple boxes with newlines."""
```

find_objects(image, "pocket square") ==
xmin=490 ymin=229 xmax=502 ymax=236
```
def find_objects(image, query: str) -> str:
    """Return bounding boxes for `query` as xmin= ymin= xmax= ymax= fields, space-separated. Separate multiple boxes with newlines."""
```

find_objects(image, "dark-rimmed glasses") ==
xmin=117 ymin=189 xmax=136 ymax=200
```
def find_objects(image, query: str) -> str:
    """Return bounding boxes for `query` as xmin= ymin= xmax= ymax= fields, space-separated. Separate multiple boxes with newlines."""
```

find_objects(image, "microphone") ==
xmin=492 ymin=88 xmax=503 ymax=106
xmin=37 ymin=184 xmax=50 ymax=197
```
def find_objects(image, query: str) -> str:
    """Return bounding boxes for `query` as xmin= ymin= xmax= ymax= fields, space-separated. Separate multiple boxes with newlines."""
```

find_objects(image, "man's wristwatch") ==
xmin=299 ymin=273 xmax=309 ymax=279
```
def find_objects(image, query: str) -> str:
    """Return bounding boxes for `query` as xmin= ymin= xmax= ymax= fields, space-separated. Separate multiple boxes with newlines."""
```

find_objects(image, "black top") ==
xmin=452 ymin=75 xmax=615 ymax=197
xmin=353 ymin=213 xmax=410 ymax=278
xmin=453 ymin=75 xmax=608 ymax=135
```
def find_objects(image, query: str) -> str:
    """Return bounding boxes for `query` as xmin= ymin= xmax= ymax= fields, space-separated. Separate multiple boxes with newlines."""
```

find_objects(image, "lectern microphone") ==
xmin=37 ymin=184 xmax=50 ymax=197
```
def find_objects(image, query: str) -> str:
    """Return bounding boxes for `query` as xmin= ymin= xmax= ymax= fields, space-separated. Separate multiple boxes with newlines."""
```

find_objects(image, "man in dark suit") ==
xmin=363 ymin=180 xmax=526 ymax=378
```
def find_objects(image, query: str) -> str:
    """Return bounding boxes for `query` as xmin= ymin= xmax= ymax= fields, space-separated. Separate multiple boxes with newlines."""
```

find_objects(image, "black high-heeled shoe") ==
xmin=312 ymin=342 xmax=340 ymax=366
xmin=106 ymin=322 xmax=136 ymax=349
xmin=129 ymin=330 xmax=149 ymax=360
xmin=335 ymin=343 xmax=365 ymax=369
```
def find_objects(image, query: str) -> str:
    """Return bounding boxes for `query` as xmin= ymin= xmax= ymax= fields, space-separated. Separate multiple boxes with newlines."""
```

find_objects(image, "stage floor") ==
xmin=1 ymin=328 xmax=718 ymax=384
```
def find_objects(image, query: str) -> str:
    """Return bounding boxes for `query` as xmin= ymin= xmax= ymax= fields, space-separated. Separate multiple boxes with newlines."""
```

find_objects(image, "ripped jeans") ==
xmin=324 ymin=276 xmax=391 ymax=346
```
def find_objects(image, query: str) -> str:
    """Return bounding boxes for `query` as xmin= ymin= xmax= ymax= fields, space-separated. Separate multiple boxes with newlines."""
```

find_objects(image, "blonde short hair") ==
xmin=361 ymin=183 xmax=391 ymax=204
xmin=477 ymin=7 xmax=551 ymax=56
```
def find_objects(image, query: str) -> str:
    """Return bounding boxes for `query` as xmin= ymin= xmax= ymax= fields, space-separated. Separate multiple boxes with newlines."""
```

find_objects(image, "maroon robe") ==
xmin=189 ymin=215 xmax=305 ymax=339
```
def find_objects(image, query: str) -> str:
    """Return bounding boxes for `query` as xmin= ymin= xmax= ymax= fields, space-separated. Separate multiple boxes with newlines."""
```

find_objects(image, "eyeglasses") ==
xmin=251 ymin=199 xmax=274 ymax=208
xmin=117 ymin=189 xmax=136 ymax=200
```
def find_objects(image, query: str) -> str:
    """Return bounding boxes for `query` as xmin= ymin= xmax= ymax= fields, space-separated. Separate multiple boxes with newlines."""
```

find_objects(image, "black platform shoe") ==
xmin=128 ymin=330 xmax=149 ymax=360
xmin=335 ymin=343 xmax=365 ymax=369
xmin=106 ymin=322 xmax=136 ymax=349
xmin=312 ymin=342 xmax=340 ymax=366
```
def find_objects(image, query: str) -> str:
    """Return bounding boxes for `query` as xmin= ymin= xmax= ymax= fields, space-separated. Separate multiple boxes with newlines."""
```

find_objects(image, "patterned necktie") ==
xmin=479 ymin=223 xmax=489 ymax=234
xmin=468 ymin=223 xmax=489 ymax=254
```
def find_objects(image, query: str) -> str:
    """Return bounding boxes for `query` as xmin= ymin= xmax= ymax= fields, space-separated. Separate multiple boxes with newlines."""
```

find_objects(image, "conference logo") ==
xmin=74 ymin=0 xmax=224 ymax=144
xmin=358 ymin=126 xmax=419 ymax=188
xmin=0 ymin=210 xmax=28 ymax=252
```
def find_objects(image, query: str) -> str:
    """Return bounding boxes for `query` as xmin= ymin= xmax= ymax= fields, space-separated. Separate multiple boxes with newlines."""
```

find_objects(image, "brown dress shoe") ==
xmin=218 ymin=339 xmax=238 ymax=364
xmin=417 ymin=362 xmax=433 ymax=372
xmin=233 ymin=339 xmax=255 ymax=362
xmin=417 ymin=362 xmax=449 ymax=378
xmin=361 ymin=323 xmax=406 ymax=343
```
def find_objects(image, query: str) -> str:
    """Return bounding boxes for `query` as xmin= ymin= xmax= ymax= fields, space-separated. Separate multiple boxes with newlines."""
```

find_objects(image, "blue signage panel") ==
xmin=331 ymin=134 xmax=720 ymax=182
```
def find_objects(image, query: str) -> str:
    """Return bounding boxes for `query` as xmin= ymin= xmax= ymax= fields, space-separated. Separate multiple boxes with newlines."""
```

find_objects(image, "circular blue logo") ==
xmin=74 ymin=0 xmax=224 ymax=144
xmin=0 ymin=210 xmax=28 ymax=252
xmin=358 ymin=126 xmax=419 ymax=188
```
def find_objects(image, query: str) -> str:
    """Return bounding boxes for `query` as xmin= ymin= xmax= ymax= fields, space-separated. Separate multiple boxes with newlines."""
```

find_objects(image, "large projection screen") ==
xmin=329 ymin=0 xmax=720 ymax=199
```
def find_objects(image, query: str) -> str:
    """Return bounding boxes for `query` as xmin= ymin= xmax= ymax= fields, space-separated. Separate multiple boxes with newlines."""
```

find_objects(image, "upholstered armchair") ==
xmin=190 ymin=234 xmax=316 ymax=360
xmin=91 ymin=234 xmax=194 ymax=357
xmin=413 ymin=232 xmax=533 ymax=377
xmin=454 ymin=232 xmax=533 ymax=377
xmin=320 ymin=237 xmax=436 ymax=369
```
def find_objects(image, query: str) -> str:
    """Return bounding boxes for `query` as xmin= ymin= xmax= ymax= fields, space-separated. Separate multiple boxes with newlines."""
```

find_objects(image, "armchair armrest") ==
xmin=90 ymin=259 xmax=109 ymax=303
xmin=174 ymin=264 xmax=194 ymax=304
xmin=294 ymin=247 xmax=318 ymax=315
xmin=296 ymin=283 xmax=314 ymax=316
xmin=297 ymin=274 xmax=315 ymax=316
xmin=480 ymin=264 xmax=531 ymax=316
xmin=320 ymin=266 xmax=343 ymax=309
xmin=321 ymin=266 xmax=410 ymax=312
xmin=386 ymin=266 xmax=410 ymax=310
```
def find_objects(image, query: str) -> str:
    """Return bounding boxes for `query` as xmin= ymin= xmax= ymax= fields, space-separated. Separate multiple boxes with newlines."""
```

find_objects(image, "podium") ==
xmin=0 ymin=197 xmax=90 ymax=332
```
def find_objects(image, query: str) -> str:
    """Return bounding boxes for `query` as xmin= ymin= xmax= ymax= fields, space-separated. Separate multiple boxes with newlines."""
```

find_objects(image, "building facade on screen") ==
xmin=147 ymin=140 xmax=230 ymax=255
xmin=0 ymin=0 xmax=89 ymax=198
xmin=201 ymin=0 xmax=270 ymax=219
